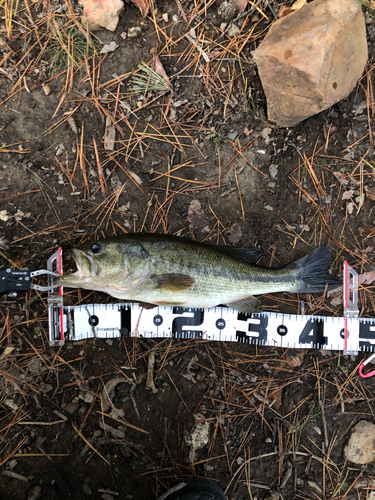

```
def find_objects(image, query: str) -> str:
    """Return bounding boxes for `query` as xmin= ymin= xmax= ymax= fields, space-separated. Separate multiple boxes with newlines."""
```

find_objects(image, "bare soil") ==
xmin=1 ymin=1 xmax=375 ymax=499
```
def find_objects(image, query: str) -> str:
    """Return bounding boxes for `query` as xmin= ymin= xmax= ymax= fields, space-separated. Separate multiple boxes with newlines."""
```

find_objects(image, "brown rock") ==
xmin=79 ymin=0 xmax=124 ymax=32
xmin=253 ymin=0 xmax=368 ymax=127
xmin=344 ymin=420 xmax=375 ymax=465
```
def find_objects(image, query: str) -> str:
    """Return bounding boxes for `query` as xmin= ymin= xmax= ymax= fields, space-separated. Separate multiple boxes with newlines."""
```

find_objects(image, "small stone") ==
xmin=27 ymin=485 xmax=42 ymax=500
xmin=162 ymin=13 xmax=168 ymax=22
xmin=218 ymin=1 xmax=236 ymax=21
xmin=28 ymin=358 xmax=41 ymax=373
xmin=227 ymin=131 xmax=238 ymax=140
xmin=128 ymin=26 xmax=142 ymax=38
xmin=64 ymin=401 xmax=79 ymax=415
xmin=101 ymin=494 xmax=114 ymax=500
xmin=79 ymin=391 xmax=94 ymax=404
xmin=83 ymin=483 xmax=92 ymax=495
xmin=42 ymin=84 xmax=52 ymax=96
xmin=345 ymin=420 xmax=375 ymax=464
xmin=220 ymin=22 xmax=228 ymax=31
xmin=79 ymin=0 xmax=124 ymax=31
xmin=261 ymin=127 xmax=272 ymax=144
xmin=172 ymin=14 xmax=179 ymax=22
xmin=269 ymin=164 xmax=278 ymax=178
xmin=189 ymin=27 xmax=196 ymax=38
xmin=265 ymin=437 xmax=272 ymax=443
xmin=8 ymin=460 xmax=18 ymax=470
xmin=236 ymin=457 xmax=245 ymax=465
xmin=100 ymin=41 xmax=118 ymax=53
xmin=353 ymin=100 xmax=367 ymax=115
xmin=56 ymin=144 xmax=65 ymax=156
xmin=253 ymin=0 xmax=368 ymax=127
xmin=227 ymin=24 xmax=240 ymax=37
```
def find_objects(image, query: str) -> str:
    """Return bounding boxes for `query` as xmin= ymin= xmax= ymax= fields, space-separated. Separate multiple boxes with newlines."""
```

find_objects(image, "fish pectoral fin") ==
xmin=224 ymin=295 xmax=261 ymax=313
xmin=150 ymin=273 xmax=195 ymax=292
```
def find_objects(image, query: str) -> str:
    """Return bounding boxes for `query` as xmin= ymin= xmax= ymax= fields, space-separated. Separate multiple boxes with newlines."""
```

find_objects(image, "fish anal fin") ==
xmin=224 ymin=295 xmax=261 ymax=313
xmin=150 ymin=273 xmax=195 ymax=292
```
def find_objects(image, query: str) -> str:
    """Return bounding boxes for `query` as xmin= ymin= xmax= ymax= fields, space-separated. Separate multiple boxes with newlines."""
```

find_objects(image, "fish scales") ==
xmin=55 ymin=234 xmax=340 ymax=313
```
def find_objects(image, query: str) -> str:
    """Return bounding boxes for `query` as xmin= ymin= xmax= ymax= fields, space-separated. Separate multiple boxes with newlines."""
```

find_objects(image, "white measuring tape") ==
xmin=46 ymin=249 xmax=375 ymax=372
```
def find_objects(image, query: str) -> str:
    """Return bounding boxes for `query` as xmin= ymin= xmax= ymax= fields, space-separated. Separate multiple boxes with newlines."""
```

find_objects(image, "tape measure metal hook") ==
xmin=343 ymin=262 xmax=375 ymax=378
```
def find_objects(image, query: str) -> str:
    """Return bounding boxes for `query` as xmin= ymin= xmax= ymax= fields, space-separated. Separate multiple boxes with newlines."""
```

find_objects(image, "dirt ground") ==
xmin=1 ymin=0 xmax=375 ymax=499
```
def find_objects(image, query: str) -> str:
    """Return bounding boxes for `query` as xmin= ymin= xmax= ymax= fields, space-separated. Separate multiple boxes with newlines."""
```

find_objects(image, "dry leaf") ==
xmin=104 ymin=116 xmax=116 ymax=151
xmin=188 ymin=199 xmax=209 ymax=236
xmin=153 ymin=55 xmax=171 ymax=88
xmin=329 ymin=270 xmax=375 ymax=306
xmin=278 ymin=0 xmax=306 ymax=18
xmin=342 ymin=189 xmax=354 ymax=200
xmin=67 ymin=116 xmax=78 ymax=134
xmin=0 ymin=210 xmax=9 ymax=222
xmin=130 ymin=0 xmax=150 ymax=18
xmin=284 ymin=349 xmax=307 ymax=367
xmin=291 ymin=0 xmax=307 ymax=11
xmin=268 ymin=387 xmax=283 ymax=409
xmin=225 ymin=223 xmax=243 ymax=245
xmin=278 ymin=5 xmax=291 ymax=17
xmin=359 ymin=271 xmax=375 ymax=285
xmin=128 ymin=170 xmax=143 ymax=185
xmin=0 ymin=346 xmax=15 ymax=359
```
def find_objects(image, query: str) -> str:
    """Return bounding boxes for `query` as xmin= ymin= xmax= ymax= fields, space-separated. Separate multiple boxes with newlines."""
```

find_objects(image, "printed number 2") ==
xmin=299 ymin=319 xmax=326 ymax=347
xmin=172 ymin=308 xmax=204 ymax=339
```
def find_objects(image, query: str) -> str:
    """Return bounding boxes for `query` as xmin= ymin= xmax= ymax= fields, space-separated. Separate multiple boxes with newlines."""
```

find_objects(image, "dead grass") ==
xmin=1 ymin=0 xmax=375 ymax=497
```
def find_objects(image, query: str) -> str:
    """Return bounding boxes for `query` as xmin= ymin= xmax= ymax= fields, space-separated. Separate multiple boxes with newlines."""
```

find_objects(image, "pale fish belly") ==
xmin=126 ymin=276 xmax=262 ymax=308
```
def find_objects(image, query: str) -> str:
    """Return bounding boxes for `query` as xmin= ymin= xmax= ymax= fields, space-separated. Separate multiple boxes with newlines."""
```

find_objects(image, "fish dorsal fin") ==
xmin=217 ymin=246 xmax=262 ymax=264
xmin=150 ymin=273 xmax=195 ymax=292
xmin=224 ymin=295 xmax=261 ymax=313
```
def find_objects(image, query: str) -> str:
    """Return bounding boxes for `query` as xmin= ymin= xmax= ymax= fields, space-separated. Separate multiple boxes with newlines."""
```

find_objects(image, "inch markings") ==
xmin=49 ymin=303 xmax=367 ymax=353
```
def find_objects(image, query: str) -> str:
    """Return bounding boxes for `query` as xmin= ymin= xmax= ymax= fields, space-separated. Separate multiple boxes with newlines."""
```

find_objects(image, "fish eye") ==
xmin=90 ymin=243 xmax=102 ymax=255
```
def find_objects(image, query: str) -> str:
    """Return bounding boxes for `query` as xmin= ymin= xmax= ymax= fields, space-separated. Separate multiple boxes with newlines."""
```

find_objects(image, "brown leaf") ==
xmin=268 ymin=388 xmax=283 ymax=409
xmin=188 ymin=199 xmax=209 ymax=236
xmin=284 ymin=349 xmax=307 ymax=367
xmin=291 ymin=0 xmax=307 ymax=11
xmin=342 ymin=189 xmax=354 ymax=200
xmin=278 ymin=5 xmax=292 ymax=17
xmin=153 ymin=55 xmax=171 ymax=88
xmin=129 ymin=0 xmax=149 ymax=17
xmin=359 ymin=271 xmax=375 ymax=285
xmin=104 ymin=116 xmax=116 ymax=151
xmin=225 ymin=223 xmax=243 ymax=245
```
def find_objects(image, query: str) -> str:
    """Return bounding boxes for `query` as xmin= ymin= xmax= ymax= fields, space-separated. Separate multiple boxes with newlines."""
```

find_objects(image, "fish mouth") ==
xmin=54 ymin=249 xmax=99 ymax=287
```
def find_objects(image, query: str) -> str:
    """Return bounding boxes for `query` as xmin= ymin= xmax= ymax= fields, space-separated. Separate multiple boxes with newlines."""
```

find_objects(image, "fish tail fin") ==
xmin=288 ymin=246 xmax=340 ymax=293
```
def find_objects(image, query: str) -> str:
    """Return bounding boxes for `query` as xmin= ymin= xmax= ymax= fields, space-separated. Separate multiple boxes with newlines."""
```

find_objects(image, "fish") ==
xmin=55 ymin=233 xmax=340 ymax=313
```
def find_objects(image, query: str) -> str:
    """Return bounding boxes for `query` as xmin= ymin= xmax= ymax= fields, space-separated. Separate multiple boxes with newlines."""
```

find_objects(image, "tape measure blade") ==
xmin=55 ymin=302 xmax=366 ymax=354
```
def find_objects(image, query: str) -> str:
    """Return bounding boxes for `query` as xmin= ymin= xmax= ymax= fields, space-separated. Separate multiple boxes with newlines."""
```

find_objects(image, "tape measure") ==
xmin=46 ymin=249 xmax=375 ymax=356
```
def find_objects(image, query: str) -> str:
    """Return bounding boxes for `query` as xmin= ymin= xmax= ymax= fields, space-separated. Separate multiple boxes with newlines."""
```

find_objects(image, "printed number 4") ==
xmin=299 ymin=319 xmax=326 ymax=346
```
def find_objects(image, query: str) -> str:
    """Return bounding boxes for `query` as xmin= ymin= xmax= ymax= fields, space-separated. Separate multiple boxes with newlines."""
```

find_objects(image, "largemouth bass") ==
xmin=55 ymin=234 xmax=340 ymax=313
